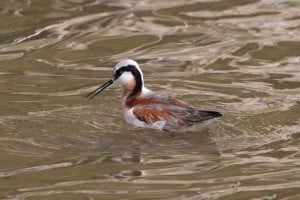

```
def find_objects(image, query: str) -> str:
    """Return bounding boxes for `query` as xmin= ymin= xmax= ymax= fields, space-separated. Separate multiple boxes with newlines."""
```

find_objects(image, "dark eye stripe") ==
xmin=114 ymin=65 xmax=143 ymax=97
xmin=115 ymin=68 xmax=124 ymax=79
xmin=114 ymin=65 xmax=134 ymax=79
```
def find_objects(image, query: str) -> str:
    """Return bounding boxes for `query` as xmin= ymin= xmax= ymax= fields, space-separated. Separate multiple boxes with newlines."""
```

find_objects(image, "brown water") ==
xmin=0 ymin=0 xmax=300 ymax=199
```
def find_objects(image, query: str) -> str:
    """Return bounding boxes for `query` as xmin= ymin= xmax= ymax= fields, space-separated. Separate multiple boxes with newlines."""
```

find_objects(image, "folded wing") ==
xmin=132 ymin=96 xmax=221 ymax=131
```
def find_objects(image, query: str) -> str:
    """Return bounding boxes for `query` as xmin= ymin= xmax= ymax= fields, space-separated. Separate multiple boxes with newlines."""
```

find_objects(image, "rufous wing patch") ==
xmin=133 ymin=107 xmax=174 ymax=125
xmin=126 ymin=95 xmax=189 ymax=108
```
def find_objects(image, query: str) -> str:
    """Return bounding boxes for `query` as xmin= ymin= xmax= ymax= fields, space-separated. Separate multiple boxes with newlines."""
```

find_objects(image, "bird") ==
xmin=87 ymin=59 xmax=222 ymax=132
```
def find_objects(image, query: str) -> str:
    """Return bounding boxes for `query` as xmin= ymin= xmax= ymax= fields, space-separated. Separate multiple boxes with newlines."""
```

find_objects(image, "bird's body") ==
xmin=87 ymin=59 xmax=222 ymax=131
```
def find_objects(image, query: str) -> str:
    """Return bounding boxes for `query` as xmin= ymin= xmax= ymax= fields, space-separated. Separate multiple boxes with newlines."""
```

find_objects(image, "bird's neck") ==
xmin=121 ymin=79 xmax=143 ymax=109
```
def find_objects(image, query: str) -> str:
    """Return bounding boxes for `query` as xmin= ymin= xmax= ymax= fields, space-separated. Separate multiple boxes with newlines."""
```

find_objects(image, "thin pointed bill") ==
xmin=86 ymin=79 xmax=113 ymax=100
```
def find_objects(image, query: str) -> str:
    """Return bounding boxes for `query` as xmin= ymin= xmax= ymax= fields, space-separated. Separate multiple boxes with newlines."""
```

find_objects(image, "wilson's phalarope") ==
xmin=87 ymin=59 xmax=222 ymax=131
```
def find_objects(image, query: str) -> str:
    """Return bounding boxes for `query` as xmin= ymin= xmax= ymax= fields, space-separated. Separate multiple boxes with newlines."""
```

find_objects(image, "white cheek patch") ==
xmin=117 ymin=71 xmax=134 ymax=85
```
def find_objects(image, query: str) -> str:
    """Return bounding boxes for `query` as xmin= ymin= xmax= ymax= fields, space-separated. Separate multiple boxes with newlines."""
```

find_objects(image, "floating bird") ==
xmin=87 ymin=59 xmax=222 ymax=131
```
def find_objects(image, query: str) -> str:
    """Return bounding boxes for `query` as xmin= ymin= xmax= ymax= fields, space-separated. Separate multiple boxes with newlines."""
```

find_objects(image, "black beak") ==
xmin=86 ymin=79 xmax=113 ymax=100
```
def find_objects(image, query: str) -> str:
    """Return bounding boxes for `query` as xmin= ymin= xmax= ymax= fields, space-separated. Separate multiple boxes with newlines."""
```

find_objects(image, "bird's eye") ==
xmin=114 ymin=67 xmax=125 ymax=80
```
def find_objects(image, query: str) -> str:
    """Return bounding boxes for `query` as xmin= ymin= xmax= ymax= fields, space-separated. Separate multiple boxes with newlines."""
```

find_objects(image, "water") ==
xmin=0 ymin=0 xmax=299 ymax=199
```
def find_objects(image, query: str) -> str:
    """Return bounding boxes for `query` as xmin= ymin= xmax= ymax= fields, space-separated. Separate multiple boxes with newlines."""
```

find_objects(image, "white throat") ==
xmin=115 ymin=71 xmax=135 ymax=86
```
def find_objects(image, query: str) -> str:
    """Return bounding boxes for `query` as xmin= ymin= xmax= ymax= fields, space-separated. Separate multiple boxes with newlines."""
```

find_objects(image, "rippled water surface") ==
xmin=0 ymin=0 xmax=300 ymax=199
